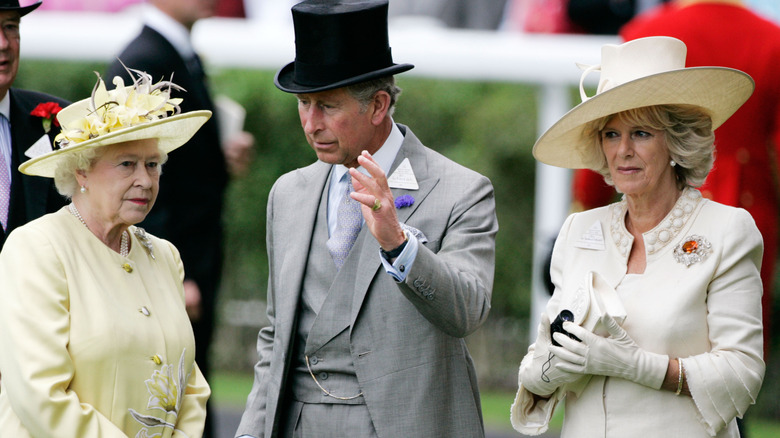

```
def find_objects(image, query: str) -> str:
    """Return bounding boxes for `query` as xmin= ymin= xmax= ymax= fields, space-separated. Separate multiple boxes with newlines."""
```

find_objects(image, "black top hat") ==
xmin=275 ymin=0 xmax=414 ymax=94
xmin=0 ymin=0 xmax=41 ymax=16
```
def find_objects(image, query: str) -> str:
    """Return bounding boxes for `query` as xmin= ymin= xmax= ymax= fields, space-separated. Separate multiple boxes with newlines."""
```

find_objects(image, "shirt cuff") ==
xmin=380 ymin=229 xmax=418 ymax=282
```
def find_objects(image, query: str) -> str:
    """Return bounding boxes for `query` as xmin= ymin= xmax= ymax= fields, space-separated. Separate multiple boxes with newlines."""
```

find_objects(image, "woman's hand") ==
xmin=550 ymin=314 xmax=669 ymax=389
xmin=519 ymin=313 xmax=582 ymax=397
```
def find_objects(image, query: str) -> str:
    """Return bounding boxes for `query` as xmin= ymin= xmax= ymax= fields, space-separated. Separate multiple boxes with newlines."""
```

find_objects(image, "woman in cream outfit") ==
xmin=511 ymin=37 xmax=764 ymax=437
xmin=0 ymin=70 xmax=212 ymax=437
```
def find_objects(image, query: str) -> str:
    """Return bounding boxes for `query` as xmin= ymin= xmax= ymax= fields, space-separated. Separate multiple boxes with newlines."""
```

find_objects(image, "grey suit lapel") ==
xmin=276 ymin=162 xmax=331 ymax=341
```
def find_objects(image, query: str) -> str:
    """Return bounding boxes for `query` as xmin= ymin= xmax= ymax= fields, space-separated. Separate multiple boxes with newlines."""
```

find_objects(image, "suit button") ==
xmin=310 ymin=356 xmax=319 ymax=365
xmin=399 ymin=265 xmax=405 ymax=272
xmin=122 ymin=263 xmax=133 ymax=273
xmin=319 ymin=372 xmax=329 ymax=380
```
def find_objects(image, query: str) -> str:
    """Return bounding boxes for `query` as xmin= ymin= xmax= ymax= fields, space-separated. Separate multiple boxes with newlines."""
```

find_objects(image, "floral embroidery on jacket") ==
xmin=130 ymin=349 xmax=191 ymax=438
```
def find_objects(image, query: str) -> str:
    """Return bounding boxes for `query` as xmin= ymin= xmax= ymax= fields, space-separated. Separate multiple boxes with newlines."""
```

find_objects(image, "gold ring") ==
xmin=372 ymin=198 xmax=381 ymax=211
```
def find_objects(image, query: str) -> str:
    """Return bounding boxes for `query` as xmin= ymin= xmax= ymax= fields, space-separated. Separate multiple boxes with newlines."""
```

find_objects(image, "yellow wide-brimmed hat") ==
xmin=19 ymin=70 xmax=211 ymax=178
xmin=532 ymin=36 xmax=754 ymax=169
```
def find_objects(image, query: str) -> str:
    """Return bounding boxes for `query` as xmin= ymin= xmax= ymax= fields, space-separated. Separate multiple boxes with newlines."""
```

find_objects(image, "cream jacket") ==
xmin=512 ymin=188 xmax=764 ymax=437
xmin=0 ymin=208 xmax=210 ymax=437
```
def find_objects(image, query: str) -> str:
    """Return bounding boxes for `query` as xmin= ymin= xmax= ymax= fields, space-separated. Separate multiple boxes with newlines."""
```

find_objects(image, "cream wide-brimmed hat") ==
xmin=19 ymin=71 xmax=211 ymax=178
xmin=532 ymin=36 xmax=754 ymax=169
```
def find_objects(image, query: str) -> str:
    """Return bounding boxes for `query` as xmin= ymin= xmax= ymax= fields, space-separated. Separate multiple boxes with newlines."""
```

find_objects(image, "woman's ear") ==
xmin=75 ymin=169 xmax=87 ymax=188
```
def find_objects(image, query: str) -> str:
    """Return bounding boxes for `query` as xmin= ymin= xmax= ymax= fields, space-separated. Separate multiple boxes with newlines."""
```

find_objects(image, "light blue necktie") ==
xmin=0 ymin=114 xmax=11 ymax=232
xmin=326 ymin=177 xmax=362 ymax=269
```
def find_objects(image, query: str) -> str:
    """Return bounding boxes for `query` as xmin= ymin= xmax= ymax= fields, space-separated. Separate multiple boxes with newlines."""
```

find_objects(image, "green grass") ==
xmin=210 ymin=372 xmax=780 ymax=437
xmin=209 ymin=371 xmax=254 ymax=409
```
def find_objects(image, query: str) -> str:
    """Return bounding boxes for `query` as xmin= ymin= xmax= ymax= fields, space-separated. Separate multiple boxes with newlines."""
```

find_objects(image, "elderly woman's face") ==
xmin=81 ymin=138 xmax=162 ymax=227
xmin=601 ymin=116 xmax=675 ymax=198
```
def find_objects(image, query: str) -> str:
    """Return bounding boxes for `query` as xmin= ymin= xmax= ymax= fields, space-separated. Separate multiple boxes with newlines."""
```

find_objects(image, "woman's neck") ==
xmin=70 ymin=200 xmax=128 ymax=253
xmin=625 ymin=187 xmax=684 ymax=235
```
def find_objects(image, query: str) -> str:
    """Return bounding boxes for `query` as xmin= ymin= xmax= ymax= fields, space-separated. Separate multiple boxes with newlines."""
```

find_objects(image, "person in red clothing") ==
xmin=572 ymin=0 xmax=780 ymax=361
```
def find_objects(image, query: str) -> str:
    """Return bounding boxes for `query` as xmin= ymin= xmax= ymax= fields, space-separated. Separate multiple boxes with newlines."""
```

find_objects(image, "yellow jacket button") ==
xmin=152 ymin=355 xmax=162 ymax=365
xmin=122 ymin=263 xmax=133 ymax=273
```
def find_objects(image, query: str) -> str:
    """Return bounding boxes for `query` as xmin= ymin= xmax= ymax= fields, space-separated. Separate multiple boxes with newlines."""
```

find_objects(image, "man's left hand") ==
xmin=349 ymin=150 xmax=405 ymax=251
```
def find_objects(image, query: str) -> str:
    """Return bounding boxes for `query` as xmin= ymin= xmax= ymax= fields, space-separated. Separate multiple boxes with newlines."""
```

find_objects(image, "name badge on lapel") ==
xmin=575 ymin=221 xmax=606 ymax=250
xmin=387 ymin=157 xmax=418 ymax=190
xmin=25 ymin=135 xmax=53 ymax=159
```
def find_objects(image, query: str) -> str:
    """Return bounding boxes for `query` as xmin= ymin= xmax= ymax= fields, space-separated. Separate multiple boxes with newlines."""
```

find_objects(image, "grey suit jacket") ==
xmin=237 ymin=125 xmax=497 ymax=438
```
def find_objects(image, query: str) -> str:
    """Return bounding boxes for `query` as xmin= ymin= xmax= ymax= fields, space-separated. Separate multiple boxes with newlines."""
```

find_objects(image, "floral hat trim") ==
xmin=55 ymin=67 xmax=184 ymax=150
xmin=18 ymin=66 xmax=212 ymax=178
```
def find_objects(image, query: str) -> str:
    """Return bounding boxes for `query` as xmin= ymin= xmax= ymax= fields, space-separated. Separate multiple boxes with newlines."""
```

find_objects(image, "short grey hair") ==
xmin=53 ymin=148 xmax=100 ymax=199
xmin=345 ymin=76 xmax=402 ymax=116
xmin=581 ymin=104 xmax=715 ymax=190
xmin=53 ymin=144 xmax=168 ymax=199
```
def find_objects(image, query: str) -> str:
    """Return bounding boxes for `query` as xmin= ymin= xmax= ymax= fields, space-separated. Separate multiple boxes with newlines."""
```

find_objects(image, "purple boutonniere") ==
xmin=394 ymin=194 xmax=415 ymax=209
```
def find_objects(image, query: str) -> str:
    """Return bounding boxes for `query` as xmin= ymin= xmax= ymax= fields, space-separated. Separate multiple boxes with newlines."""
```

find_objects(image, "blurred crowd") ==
xmin=31 ymin=0 xmax=780 ymax=29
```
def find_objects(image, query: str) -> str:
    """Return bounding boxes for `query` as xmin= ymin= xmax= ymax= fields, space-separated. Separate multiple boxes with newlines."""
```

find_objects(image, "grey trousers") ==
xmin=281 ymin=401 xmax=378 ymax=438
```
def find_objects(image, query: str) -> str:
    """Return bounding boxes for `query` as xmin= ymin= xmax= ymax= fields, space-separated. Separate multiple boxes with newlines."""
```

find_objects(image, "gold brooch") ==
xmin=673 ymin=235 xmax=711 ymax=267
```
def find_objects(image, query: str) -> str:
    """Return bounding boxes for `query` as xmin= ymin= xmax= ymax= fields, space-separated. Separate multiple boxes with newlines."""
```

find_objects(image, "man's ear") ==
xmin=370 ymin=91 xmax=391 ymax=126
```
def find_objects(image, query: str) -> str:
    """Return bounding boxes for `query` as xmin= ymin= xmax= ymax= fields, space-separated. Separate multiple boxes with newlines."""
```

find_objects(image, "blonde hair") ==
xmin=581 ymin=104 xmax=715 ymax=189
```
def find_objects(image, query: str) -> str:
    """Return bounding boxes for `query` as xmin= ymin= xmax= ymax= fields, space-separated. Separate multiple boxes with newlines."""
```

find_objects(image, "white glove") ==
xmin=550 ymin=314 xmax=668 ymax=389
xmin=519 ymin=313 xmax=582 ymax=397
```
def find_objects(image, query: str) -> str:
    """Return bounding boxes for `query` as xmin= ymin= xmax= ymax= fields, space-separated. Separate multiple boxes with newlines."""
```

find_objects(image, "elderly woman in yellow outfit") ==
xmin=0 ymin=70 xmax=212 ymax=437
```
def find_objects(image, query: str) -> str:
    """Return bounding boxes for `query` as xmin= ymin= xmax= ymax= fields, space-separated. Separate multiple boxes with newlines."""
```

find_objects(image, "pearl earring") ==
xmin=670 ymin=160 xmax=677 ymax=167
xmin=80 ymin=186 xmax=86 ymax=194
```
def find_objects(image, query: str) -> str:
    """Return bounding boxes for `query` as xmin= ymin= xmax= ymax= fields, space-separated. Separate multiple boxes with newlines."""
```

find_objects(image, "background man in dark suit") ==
xmin=105 ymin=0 xmax=255 ymax=436
xmin=0 ymin=0 xmax=69 ymax=251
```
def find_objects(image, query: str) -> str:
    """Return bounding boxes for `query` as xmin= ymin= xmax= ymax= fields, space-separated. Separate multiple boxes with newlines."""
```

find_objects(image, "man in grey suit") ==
xmin=236 ymin=1 xmax=497 ymax=437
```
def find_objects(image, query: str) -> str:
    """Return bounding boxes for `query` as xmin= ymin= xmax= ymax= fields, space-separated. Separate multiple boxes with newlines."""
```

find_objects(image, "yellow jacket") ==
xmin=0 ymin=207 xmax=210 ymax=437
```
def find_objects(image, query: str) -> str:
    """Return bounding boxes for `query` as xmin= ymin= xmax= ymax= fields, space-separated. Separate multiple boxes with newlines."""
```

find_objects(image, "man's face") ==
xmin=0 ymin=11 xmax=20 ymax=98
xmin=153 ymin=0 xmax=218 ymax=29
xmin=296 ymin=87 xmax=379 ymax=169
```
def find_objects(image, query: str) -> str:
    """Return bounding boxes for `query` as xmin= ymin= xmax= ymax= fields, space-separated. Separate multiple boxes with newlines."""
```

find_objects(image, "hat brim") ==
xmin=1 ymin=1 xmax=41 ymax=16
xmin=532 ymin=67 xmax=754 ymax=169
xmin=274 ymin=61 xmax=414 ymax=94
xmin=19 ymin=110 xmax=212 ymax=178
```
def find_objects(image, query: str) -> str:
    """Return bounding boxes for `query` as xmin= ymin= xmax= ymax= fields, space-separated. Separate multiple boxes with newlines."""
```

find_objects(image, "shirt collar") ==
xmin=332 ymin=121 xmax=404 ymax=184
xmin=143 ymin=4 xmax=195 ymax=59
xmin=0 ymin=93 xmax=10 ymax=120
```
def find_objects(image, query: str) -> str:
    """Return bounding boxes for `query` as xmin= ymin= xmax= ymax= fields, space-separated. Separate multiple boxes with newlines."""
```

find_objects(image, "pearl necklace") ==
xmin=68 ymin=203 xmax=129 ymax=257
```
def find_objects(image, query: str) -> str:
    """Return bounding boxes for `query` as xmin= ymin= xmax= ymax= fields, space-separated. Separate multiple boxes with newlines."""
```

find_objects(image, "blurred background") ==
xmin=15 ymin=0 xmax=780 ymax=436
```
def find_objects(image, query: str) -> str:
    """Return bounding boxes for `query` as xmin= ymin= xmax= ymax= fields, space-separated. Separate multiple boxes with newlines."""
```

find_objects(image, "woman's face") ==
xmin=78 ymin=139 xmax=162 ymax=228
xmin=601 ymin=115 xmax=676 ymax=198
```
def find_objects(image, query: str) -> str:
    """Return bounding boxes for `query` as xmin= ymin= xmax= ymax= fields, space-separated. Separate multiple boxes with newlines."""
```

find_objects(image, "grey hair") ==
xmin=53 ymin=148 xmax=100 ymax=199
xmin=581 ymin=104 xmax=715 ymax=190
xmin=53 ymin=144 xmax=169 ymax=199
xmin=345 ymin=76 xmax=402 ymax=116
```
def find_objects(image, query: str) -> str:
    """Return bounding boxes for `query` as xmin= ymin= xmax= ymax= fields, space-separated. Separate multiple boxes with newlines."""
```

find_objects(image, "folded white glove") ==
xmin=550 ymin=314 xmax=668 ymax=389
xmin=519 ymin=313 xmax=582 ymax=397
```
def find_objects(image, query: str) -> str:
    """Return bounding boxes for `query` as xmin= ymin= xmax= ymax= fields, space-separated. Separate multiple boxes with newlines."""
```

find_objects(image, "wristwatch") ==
xmin=381 ymin=233 xmax=409 ymax=260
